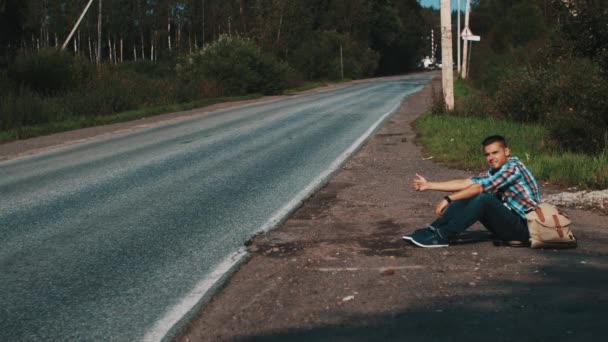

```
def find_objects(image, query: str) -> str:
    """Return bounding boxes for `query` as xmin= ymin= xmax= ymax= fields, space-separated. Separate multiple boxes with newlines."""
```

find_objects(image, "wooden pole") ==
xmin=440 ymin=0 xmax=454 ymax=110
xmin=457 ymin=0 xmax=461 ymax=73
xmin=61 ymin=0 xmax=96 ymax=50
xmin=461 ymin=0 xmax=471 ymax=79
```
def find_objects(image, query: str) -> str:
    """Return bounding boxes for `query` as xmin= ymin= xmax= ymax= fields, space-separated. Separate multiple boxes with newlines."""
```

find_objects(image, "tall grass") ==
xmin=413 ymin=114 xmax=608 ymax=189
xmin=0 ymin=94 xmax=260 ymax=143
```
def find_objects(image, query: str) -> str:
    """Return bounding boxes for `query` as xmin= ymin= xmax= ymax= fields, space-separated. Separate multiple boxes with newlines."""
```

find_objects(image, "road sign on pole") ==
xmin=464 ymin=35 xmax=480 ymax=41
xmin=460 ymin=26 xmax=472 ymax=38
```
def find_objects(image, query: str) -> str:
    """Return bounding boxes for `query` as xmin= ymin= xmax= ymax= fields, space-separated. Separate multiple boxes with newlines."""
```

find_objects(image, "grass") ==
xmin=413 ymin=114 xmax=608 ymax=189
xmin=283 ymin=81 xmax=329 ymax=94
xmin=283 ymin=79 xmax=353 ymax=95
xmin=454 ymin=77 xmax=472 ymax=100
xmin=0 ymin=79 xmax=340 ymax=144
xmin=0 ymin=94 xmax=261 ymax=143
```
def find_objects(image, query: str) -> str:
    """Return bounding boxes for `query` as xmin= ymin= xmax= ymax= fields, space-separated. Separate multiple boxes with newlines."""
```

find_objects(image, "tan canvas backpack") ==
xmin=526 ymin=203 xmax=577 ymax=249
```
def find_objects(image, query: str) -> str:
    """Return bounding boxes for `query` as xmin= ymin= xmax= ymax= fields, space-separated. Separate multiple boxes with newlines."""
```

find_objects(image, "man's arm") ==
xmin=413 ymin=173 xmax=473 ymax=192
xmin=435 ymin=182 xmax=483 ymax=216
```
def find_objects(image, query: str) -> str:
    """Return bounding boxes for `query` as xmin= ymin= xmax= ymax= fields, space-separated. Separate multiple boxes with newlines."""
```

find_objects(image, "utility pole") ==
xmin=457 ymin=0 xmax=461 ymax=74
xmin=431 ymin=29 xmax=435 ymax=62
xmin=61 ymin=0 xmax=95 ymax=50
xmin=440 ymin=0 xmax=454 ymax=110
xmin=461 ymin=0 xmax=471 ymax=79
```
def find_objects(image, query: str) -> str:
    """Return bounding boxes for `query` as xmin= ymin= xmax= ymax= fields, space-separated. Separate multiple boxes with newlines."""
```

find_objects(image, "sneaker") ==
xmin=408 ymin=227 xmax=449 ymax=248
xmin=402 ymin=227 xmax=429 ymax=241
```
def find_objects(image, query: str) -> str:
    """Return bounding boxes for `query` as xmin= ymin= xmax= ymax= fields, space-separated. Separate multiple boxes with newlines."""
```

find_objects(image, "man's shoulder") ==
xmin=507 ymin=156 xmax=521 ymax=164
xmin=505 ymin=157 xmax=528 ymax=169
xmin=507 ymin=157 xmax=535 ymax=172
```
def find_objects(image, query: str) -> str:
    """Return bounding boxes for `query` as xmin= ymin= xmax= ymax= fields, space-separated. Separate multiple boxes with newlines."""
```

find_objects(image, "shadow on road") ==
xmin=234 ymin=249 xmax=608 ymax=342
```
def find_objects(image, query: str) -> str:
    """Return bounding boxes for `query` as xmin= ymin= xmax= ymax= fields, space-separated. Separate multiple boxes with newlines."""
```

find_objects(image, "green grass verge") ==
xmin=0 ymin=95 xmax=261 ymax=144
xmin=454 ymin=78 xmax=472 ymax=100
xmin=413 ymin=114 xmax=608 ymax=189
xmin=283 ymin=81 xmax=329 ymax=94
xmin=0 ymin=79 xmax=346 ymax=144
xmin=283 ymin=79 xmax=353 ymax=95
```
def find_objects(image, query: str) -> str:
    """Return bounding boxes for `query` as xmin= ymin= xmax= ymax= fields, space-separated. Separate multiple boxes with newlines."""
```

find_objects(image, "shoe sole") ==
xmin=402 ymin=235 xmax=413 ymax=241
xmin=409 ymin=239 xmax=449 ymax=248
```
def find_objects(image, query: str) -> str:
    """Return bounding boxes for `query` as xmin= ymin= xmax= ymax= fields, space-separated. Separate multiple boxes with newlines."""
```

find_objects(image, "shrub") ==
xmin=118 ymin=60 xmax=175 ymax=78
xmin=0 ymin=89 xmax=63 ymax=130
xmin=457 ymin=93 xmax=496 ymax=119
xmin=493 ymin=66 xmax=545 ymax=122
xmin=289 ymin=30 xmax=379 ymax=81
xmin=8 ymin=48 xmax=91 ymax=95
xmin=543 ymin=59 xmax=607 ymax=153
xmin=494 ymin=57 xmax=607 ymax=154
xmin=178 ymin=35 xmax=294 ymax=96
xmin=60 ymin=65 xmax=180 ymax=118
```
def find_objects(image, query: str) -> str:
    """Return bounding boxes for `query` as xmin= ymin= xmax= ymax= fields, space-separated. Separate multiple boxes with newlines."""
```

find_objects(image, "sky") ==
xmin=419 ymin=0 xmax=464 ymax=10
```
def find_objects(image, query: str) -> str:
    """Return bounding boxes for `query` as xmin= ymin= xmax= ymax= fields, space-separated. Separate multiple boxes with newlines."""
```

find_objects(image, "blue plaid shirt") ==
xmin=471 ymin=157 xmax=541 ymax=219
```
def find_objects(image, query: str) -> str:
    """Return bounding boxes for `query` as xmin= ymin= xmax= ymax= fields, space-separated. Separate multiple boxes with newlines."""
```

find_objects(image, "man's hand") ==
xmin=435 ymin=197 xmax=450 ymax=216
xmin=413 ymin=173 xmax=428 ymax=191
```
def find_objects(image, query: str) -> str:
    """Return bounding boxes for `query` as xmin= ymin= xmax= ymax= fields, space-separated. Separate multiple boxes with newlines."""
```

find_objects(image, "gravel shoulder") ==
xmin=177 ymin=78 xmax=608 ymax=342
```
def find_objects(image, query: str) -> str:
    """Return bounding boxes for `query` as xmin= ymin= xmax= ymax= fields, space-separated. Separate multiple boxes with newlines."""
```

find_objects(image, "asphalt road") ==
xmin=0 ymin=75 xmax=432 ymax=341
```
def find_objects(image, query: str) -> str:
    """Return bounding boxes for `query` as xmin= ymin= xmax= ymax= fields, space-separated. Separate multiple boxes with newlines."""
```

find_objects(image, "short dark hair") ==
xmin=482 ymin=135 xmax=507 ymax=147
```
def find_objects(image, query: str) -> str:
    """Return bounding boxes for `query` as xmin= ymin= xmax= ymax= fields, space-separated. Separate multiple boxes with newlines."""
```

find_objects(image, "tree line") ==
xmin=1 ymin=0 xmax=438 ymax=75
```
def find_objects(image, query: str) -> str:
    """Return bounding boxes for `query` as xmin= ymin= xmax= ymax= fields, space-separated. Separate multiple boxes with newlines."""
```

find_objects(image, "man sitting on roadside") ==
xmin=403 ymin=135 xmax=541 ymax=248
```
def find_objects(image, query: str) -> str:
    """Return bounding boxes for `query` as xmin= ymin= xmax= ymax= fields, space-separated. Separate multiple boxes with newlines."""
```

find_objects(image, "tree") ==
xmin=0 ymin=0 xmax=28 ymax=66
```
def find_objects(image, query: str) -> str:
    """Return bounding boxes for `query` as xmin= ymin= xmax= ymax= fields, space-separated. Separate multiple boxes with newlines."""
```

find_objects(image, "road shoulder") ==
xmin=177 ymin=78 xmax=608 ymax=342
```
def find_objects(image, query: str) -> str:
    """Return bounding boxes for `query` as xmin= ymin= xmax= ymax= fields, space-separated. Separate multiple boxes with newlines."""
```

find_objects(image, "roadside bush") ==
xmin=289 ymin=30 xmax=379 ymax=81
xmin=118 ymin=60 xmax=175 ymax=78
xmin=0 ymin=89 xmax=63 ymax=130
xmin=469 ymin=47 xmax=515 ymax=94
xmin=493 ymin=66 xmax=545 ymax=122
xmin=253 ymin=52 xmax=295 ymax=95
xmin=0 ymin=70 xmax=11 ymax=98
xmin=178 ymin=35 xmax=293 ymax=95
xmin=543 ymin=59 xmax=608 ymax=154
xmin=493 ymin=57 xmax=608 ymax=154
xmin=8 ymin=48 xmax=91 ymax=95
xmin=63 ymin=66 xmax=179 ymax=117
xmin=456 ymin=93 xmax=496 ymax=119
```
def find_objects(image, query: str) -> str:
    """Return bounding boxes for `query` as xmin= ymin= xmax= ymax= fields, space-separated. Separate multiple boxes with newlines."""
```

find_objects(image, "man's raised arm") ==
xmin=412 ymin=173 xmax=473 ymax=192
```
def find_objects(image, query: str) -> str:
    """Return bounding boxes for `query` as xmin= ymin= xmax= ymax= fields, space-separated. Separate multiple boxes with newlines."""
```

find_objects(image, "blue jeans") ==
xmin=431 ymin=193 xmax=530 ymax=241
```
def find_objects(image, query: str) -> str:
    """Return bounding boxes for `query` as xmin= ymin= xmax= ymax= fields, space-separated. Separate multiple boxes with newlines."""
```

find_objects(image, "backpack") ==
xmin=526 ymin=203 xmax=577 ymax=249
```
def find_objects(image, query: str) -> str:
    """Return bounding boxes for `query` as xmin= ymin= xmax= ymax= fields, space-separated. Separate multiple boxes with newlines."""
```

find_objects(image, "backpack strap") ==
xmin=552 ymin=214 xmax=564 ymax=238
xmin=535 ymin=207 xmax=545 ymax=223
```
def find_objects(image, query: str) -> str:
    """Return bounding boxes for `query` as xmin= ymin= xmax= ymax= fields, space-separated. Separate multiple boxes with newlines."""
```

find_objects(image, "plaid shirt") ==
xmin=471 ymin=157 xmax=541 ymax=219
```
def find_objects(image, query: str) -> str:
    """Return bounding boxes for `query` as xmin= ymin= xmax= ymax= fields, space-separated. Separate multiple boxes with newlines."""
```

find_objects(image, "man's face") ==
xmin=483 ymin=142 xmax=510 ymax=169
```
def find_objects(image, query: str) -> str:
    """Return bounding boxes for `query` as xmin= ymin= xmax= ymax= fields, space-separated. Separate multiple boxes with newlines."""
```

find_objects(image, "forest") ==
xmin=1 ymin=0 xmax=436 ymax=73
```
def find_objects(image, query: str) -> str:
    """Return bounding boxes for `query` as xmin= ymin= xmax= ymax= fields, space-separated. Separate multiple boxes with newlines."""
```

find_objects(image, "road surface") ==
xmin=0 ymin=75 xmax=433 ymax=341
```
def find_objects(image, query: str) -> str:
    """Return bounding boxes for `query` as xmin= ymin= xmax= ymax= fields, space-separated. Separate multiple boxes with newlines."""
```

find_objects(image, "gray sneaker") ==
xmin=407 ymin=226 xmax=449 ymax=248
